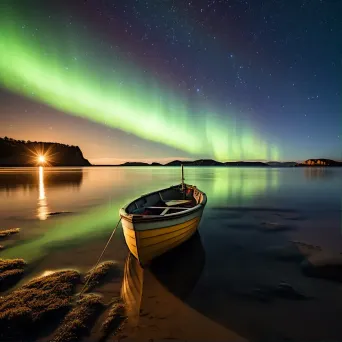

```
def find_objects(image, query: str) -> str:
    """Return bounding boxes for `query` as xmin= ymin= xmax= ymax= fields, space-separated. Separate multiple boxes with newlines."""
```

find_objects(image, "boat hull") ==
xmin=122 ymin=207 xmax=204 ymax=266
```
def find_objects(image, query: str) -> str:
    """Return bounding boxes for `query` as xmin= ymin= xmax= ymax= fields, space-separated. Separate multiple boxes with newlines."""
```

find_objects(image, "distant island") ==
xmin=295 ymin=159 xmax=342 ymax=167
xmin=0 ymin=137 xmax=91 ymax=166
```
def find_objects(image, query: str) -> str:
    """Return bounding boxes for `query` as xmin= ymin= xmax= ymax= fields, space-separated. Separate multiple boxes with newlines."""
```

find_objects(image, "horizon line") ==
xmin=90 ymin=157 xmax=342 ymax=166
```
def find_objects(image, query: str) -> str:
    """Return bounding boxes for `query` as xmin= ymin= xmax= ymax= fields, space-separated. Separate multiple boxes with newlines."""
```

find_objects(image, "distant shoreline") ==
xmin=91 ymin=158 xmax=342 ymax=167
xmin=1 ymin=138 xmax=341 ymax=168
xmin=91 ymin=164 xmax=342 ymax=168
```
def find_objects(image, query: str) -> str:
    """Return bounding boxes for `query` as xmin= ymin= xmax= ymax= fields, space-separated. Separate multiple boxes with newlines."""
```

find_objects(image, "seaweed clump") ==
xmin=0 ymin=258 xmax=26 ymax=291
xmin=0 ymin=228 xmax=20 ymax=238
xmin=0 ymin=229 xmax=20 ymax=253
xmin=83 ymin=261 xmax=120 ymax=292
xmin=0 ymin=270 xmax=80 ymax=341
xmin=101 ymin=300 xmax=126 ymax=341
xmin=52 ymin=293 xmax=104 ymax=342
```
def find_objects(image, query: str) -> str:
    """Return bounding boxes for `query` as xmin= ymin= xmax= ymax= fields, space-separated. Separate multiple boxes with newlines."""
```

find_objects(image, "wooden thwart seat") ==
xmin=164 ymin=200 xmax=192 ymax=206
xmin=144 ymin=206 xmax=191 ymax=216
xmin=161 ymin=208 xmax=169 ymax=215
xmin=145 ymin=206 xmax=190 ymax=210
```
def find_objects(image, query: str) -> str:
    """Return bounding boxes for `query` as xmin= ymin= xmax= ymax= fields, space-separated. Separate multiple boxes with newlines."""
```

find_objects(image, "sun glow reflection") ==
xmin=39 ymin=270 xmax=55 ymax=278
xmin=37 ymin=166 xmax=48 ymax=220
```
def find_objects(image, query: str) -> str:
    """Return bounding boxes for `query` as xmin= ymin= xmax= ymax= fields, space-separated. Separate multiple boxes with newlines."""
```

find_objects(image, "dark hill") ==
xmin=165 ymin=159 xmax=223 ymax=166
xmin=164 ymin=160 xmax=193 ymax=166
xmin=120 ymin=162 xmax=150 ymax=166
xmin=0 ymin=137 xmax=91 ymax=166
xmin=224 ymin=161 xmax=268 ymax=167
xmin=267 ymin=161 xmax=297 ymax=167
xmin=193 ymin=159 xmax=224 ymax=166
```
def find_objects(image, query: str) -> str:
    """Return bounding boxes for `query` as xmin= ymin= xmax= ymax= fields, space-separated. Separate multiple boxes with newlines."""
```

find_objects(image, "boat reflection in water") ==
xmin=121 ymin=231 xmax=205 ymax=327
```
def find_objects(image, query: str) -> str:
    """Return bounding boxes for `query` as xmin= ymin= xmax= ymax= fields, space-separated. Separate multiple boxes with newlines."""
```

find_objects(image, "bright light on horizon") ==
xmin=38 ymin=155 xmax=45 ymax=164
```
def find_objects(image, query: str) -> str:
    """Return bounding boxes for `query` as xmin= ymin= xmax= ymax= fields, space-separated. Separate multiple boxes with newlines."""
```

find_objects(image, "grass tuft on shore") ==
xmin=0 ymin=268 xmax=25 ymax=292
xmin=0 ymin=228 xmax=20 ymax=238
xmin=0 ymin=270 xmax=80 ymax=341
xmin=101 ymin=300 xmax=126 ymax=340
xmin=52 ymin=293 xmax=104 ymax=342
xmin=0 ymin=258 xmax=27 ymax=292
xmin=83 ymin=261 xmax=120 ymax=292
xmin=0 ymin=258 xmax=26 ymax=272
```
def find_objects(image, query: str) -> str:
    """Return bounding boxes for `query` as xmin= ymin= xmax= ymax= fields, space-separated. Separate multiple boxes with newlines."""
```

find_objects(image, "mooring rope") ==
xmin=79 ymin=217 xmax=122 ymax=296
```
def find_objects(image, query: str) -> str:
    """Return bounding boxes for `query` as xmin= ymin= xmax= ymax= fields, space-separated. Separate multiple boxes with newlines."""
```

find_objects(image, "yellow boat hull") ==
xmin=122 ymin=212 xmax=203 ymax=266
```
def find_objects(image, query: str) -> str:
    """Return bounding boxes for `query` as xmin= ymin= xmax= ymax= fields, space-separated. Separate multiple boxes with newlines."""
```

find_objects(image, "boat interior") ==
xmin=126 ymin=184 xmax=203 ymax=216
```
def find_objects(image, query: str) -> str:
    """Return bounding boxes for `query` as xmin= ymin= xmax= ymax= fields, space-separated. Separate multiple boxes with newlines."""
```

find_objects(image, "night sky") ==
xmin=0 ymin=0 xmax=341 ymax=164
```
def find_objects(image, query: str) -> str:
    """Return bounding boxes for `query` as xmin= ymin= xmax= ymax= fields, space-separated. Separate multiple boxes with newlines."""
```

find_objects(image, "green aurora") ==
xmin=0 ymin=3 xmax=279 ymax=161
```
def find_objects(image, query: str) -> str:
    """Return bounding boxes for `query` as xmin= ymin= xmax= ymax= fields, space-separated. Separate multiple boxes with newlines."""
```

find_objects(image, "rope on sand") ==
xmin=79 ymin=217 xmax=122 ymax=296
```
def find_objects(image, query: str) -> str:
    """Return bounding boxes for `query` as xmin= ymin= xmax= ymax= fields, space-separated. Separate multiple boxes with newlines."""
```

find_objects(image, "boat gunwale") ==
xmin=119 ymin=183 xmax=207 ymax=224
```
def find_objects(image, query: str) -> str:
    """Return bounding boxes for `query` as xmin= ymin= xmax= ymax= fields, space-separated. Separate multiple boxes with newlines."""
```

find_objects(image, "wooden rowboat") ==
xmin=119 ymin=166 xmax=207 ymax=266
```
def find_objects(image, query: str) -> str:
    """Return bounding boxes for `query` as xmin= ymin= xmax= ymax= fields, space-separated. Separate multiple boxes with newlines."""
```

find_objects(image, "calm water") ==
xmin=1 ymin=166 xmax=342 ymax=340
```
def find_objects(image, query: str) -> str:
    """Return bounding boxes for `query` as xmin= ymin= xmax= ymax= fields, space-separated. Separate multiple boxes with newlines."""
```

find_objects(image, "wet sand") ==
xmin=120 ymin=269 xmax=246 ymax=341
